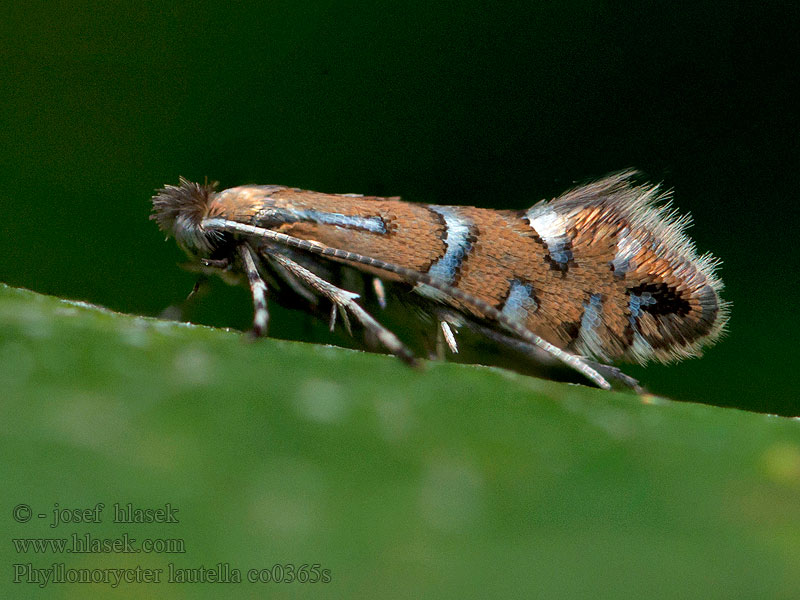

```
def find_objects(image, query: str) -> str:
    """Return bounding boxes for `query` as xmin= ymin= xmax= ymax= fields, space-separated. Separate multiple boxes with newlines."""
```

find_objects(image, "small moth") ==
xmin=151 ymin=171 xmax=728 ymax=391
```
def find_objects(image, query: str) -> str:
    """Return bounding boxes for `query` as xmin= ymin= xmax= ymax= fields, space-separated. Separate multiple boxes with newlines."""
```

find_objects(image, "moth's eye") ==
xmin=172 ymin=215 xmax=220 ymax=259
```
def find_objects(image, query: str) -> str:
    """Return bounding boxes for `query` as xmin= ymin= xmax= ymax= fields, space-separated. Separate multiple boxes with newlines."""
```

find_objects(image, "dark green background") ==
xmin=1 ymin=1 xmax=797 ymax=413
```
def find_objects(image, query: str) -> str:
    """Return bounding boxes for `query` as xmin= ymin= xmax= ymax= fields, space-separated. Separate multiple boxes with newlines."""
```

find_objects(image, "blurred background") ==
xmin=1 ymin=1 xmax=797 ymax=414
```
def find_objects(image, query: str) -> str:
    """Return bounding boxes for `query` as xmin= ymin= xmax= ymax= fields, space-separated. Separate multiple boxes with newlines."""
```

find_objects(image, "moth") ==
xmin=151 ymin=171 xmax=728 ymax=391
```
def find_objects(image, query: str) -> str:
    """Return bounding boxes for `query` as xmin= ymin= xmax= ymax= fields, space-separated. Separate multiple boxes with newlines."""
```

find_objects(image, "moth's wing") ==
xmin=524 ymin=171 xmax=727 ymax=364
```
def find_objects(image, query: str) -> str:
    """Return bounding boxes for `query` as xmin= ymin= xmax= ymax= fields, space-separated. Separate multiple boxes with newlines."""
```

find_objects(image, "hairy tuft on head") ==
xmin=151 ymin=177 xmax=217 ymax=237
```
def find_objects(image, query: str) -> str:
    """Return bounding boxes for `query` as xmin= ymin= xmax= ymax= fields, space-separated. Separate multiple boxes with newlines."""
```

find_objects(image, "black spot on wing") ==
xmin=628 ymin=282 xmax=691 ymax=317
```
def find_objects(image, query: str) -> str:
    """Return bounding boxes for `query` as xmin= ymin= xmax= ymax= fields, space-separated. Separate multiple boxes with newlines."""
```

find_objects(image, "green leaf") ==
xmin=2 ymin=282 xmax=799 ymax=599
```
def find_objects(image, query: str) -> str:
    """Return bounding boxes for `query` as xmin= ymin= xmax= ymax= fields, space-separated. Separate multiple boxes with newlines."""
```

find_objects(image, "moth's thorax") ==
xmin=210 ymin=185 xmax=288 ymax=224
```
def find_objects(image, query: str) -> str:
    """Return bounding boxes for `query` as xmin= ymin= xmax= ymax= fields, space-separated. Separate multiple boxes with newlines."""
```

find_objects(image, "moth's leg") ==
xmin=463 ymin=320 xmax=642 ymax=392
xmin=158 ymin=275 xmax=210 ymax=322
xmin=372 ymin=277 xmax=387 ymax=309
xmin=201 ymin=257 xmax=231 ymax=269
xmin=328 ymin=304 xmax=337 ymax=332
xmin=268 ymin=257 xmax=318 ymax=305
xmin=261 ymin=253 xmax=354 ymax=335
xmin=328 ymin=302 xmax=353 ymax=336
xmin=238 ymin=245 xmax=269 ymax=338
xmin=267 ymin=253 xmax=417 ymax=365
xmin=186 ymin=275 xmax=208 ymax=301
xmin=436 ymin=319 xmax=458 ymax=360
xmin=583 ymin=360 xmax=644 ymax=394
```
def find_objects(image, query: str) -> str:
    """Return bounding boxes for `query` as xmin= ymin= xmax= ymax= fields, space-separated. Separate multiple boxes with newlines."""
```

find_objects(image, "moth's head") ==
xmin=151 ymin=178 xmax=228 ymax=260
